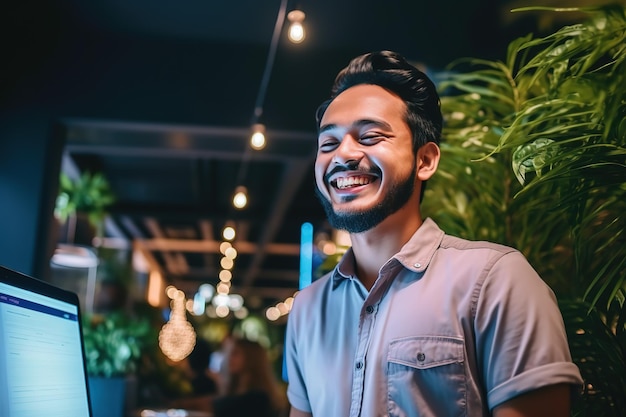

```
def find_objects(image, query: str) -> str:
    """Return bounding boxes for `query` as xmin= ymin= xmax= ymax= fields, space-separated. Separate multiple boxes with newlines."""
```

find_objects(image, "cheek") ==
xmin=382 ymin=151 xmax=416 ymax=181
xmin=314 ymin=159 xmax=329 ymax=194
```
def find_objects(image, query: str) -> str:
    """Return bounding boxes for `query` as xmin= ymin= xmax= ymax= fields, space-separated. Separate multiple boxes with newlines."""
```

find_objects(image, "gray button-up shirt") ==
xmin=285 ymin=218 xmax=582 ymax=416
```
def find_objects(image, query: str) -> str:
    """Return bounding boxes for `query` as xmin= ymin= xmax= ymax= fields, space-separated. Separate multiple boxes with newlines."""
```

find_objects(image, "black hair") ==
xmin=188 ymin=337 xmax=212 ymax=372
xmin=316 ymin=50 xmax=442 ymax=152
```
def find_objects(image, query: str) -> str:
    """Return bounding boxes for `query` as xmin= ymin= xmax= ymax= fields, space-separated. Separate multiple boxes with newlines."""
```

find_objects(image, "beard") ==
xmin=315 ymin=162 xmax=417 ymax=234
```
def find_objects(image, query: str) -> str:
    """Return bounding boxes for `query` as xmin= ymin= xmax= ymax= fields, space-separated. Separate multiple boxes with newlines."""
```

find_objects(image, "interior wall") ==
xmin=0 ymin=111 xmax=62 ymax=279
xmin=0 ymin=4 xmax=267 ymax=279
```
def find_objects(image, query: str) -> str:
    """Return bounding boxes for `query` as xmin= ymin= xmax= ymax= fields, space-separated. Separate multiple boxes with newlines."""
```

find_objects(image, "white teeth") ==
xmin=336 ymin=176 xmax=372 ymax=189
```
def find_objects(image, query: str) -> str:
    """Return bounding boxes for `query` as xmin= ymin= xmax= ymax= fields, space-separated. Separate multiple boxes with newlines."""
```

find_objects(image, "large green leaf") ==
xmin=424 ymin=5 xmax=626 ymax=414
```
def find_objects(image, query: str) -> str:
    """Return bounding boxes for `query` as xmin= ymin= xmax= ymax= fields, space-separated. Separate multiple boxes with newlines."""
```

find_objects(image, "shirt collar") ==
xmin=394 ymin=217 xmax=444 ymax=272
xmin=330 ymin=218 xmax=445 ymax=289
xmin=331 ymin=248 xmax=356 ymax=289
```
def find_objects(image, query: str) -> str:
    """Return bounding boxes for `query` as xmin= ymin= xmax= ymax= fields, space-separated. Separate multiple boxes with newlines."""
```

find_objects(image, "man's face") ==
xmin=315 ymin=84 xmax=418 ymax=233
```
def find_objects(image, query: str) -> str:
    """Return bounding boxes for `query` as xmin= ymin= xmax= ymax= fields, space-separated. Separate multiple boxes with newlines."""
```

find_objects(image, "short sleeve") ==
xmin=473 ymin=251 xmax=583 ymax=409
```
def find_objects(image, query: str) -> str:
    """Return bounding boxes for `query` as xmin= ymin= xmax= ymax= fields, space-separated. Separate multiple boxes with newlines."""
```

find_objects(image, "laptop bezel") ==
xmin=0 ymin=264 xmax=94 ymax=417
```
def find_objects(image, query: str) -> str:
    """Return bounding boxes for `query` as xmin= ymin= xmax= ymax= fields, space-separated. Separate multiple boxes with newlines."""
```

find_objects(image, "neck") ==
xmin=349 ymin=203 xmax=423 ymax=290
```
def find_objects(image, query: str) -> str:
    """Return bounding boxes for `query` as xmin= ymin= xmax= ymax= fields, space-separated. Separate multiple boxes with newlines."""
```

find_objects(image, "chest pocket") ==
xmin=387 ymin=336 xmax=467 ymax=417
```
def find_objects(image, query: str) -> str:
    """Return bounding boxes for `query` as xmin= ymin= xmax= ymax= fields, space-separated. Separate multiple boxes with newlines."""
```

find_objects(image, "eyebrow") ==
xmin=319 ymin=119 xmax=393 ymax=134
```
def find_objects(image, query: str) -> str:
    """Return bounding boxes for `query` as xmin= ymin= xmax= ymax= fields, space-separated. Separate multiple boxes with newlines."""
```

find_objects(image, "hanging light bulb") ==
xmin=219 ymin=269 xmax=232 ymax=282
xmin=220 ymin=256 xmax=234 ymax=270
xmin=250 ymin=124 xmax=266 ymax=150
xmin=222 ymin=224 xmax=236 ymax=241
xmin=159 ymin=294 xmax=197 ymax=362
xmin=224 ymin=246 xmax=237 ymax=260
xmin=219 ymin=241 xmax=232 ymax=254
xmin=232 ymin=186 xmax=248 ymax=209
xmin=287 ymin=10 xmax=306 ymax=44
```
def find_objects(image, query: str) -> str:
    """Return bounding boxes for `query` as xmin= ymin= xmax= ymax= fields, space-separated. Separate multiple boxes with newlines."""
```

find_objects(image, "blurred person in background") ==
xmin=168 ymin=338 xmax=218 ymax=413
xmin=213 ymin=337 xmax=287 ymax=417
xmin=187 ymin=338 xmax=219 ymax=398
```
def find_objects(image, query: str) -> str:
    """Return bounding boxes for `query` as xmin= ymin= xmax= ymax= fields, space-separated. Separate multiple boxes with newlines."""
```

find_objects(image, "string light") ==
xmin=219 ymin=241 xmax=232 ymax=254
xmin=215 ymin=305 xmax=230 ymax=318
xmin=216 ymin=282 xmax=230 ymax=295
xmin=198 ymin=283 xmax=215 ymax=300
xmin=232 ymin=0 xmax=293 ymax=221
xmin=204 ymin=0 xmax=310 ymax=320
xmin=224 ymin=246 xmax=237 ymax=259
xmin=266 ymin=306 xmax=281 ymax=321
xmin=219 ymin=269 xmax=232 ymax=282
xmin=266 ymin=292 xmax=297 ymax=321
xmin=213 ymin=293 xmax=230 ymax=307
xmin=287 ymin=10 xmax=306 ymax=43
xmin=220 ymin=256 xmax=234 ymax=270
xmin=250 ymin=124 xmax=266 ymax=150
xmin=232 ymin=186 xmax=248 ymax=209
xmin=228 ymin=294 xmax=244 ymax=311
xmin=159 ymin=290 xmax=196 ymax=361
xmin=222 ymin=225 xmax=236 ymax=241
xmin=234 ymin=307 xmax=249 ymax=319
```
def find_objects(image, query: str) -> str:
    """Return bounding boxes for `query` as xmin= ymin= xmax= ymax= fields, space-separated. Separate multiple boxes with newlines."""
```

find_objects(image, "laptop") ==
xmin=0 ymin=265 xmax=93 ymax=417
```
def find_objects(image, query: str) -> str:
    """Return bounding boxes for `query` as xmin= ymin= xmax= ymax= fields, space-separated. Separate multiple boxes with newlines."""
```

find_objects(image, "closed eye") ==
xmin=318 ymin=138 xmax=339 ymax=152
xmin=360 ymin=133 xmax=386 ymax=145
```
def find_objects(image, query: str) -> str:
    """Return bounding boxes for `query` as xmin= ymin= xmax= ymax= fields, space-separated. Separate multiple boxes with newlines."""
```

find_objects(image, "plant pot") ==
xmin=60 ymin=212 xmax=98 ymax=246
xmin=88 ymin=376 xmax=126 ymax=417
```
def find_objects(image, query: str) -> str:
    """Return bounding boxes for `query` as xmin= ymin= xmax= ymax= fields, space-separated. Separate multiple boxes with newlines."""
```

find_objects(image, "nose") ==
xmin=332 ymin=135 xmax=363 ymax=166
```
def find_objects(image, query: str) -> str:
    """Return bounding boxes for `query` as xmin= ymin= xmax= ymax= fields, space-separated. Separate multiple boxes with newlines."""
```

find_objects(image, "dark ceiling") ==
xmin=2 ymin=0 xmax=598 ymax=313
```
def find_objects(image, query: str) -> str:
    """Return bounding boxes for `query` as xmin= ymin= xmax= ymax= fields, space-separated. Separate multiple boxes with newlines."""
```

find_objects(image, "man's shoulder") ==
xmin=300 ymin=271 xmax=334 ymax=295
xmin=423 ymin=218 xmax=516 ymax=254
xmin=435 ymin=232 xmax=541 ymax=286
xmin=440 ymin=233 xmax=519 ymax=255
xmin=433 ymin=232 xmax=531 ymax=276
xmin=291 ymin=271 xmax=334 ymax=308
xmin=418 ymin=218 xmax=519 ymax=259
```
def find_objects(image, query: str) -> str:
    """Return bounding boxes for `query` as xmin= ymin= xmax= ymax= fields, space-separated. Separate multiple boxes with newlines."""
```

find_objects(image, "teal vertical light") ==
xmin=299 ymin=222 xmax=313 ymax=290
xmin=285 ymin=222 xmax=314 ymax=383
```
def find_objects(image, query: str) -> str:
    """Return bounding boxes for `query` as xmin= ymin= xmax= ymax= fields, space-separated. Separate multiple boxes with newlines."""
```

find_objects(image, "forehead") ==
xmin=321 ymin=84 xmax=406 ymax=126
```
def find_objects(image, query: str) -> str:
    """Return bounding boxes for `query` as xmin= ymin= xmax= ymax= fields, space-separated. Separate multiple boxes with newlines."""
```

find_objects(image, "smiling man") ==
xmin=284 ymin=51 xmax=583 ymax=417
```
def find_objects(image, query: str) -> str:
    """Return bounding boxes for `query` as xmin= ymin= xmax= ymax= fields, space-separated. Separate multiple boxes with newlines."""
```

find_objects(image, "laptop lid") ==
xmin=0 ymin=265 xmax=93 ymax=417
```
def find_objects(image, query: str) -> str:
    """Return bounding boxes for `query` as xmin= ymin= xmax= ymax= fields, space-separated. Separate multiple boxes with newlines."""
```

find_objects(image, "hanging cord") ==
xmin=236 ymin=0 xmax=289 ymax=186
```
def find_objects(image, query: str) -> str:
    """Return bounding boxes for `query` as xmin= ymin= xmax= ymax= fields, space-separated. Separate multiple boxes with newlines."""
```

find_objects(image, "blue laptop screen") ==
xmin=0 ymin=273 xmax=91 ymax=417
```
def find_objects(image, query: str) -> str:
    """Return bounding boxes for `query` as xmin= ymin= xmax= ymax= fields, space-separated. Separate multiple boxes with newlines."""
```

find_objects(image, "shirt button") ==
xmin=414 ymin=262 xmax=421 ymax=268
xmin=355 ymin=361 xmax=363 ymax=370
xmin=365 ymin=305 xmax=374 ymax=314
xmin=417 ymin=352 xmax=426 ymax=362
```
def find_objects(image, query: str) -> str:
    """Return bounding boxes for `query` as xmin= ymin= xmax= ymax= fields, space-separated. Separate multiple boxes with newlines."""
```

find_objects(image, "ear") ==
xmin=416 ymin=142 xmax=440 ymax=181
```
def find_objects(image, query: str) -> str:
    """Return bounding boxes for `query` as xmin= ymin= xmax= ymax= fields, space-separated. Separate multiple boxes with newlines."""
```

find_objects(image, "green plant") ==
xmin=82 ymin=312 xmax=152 ymax=378
xmin=423 ymin=4 xmax=626 ymax=415
xmin=55 ymin=171 xmax=116 ymax=230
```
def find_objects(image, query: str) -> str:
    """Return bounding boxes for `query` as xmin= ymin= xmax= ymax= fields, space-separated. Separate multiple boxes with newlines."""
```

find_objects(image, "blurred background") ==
xmin=0 ymin=0 xmax=614 ymax=414
xmin=0 ymin=0 xmax=596 ymax=313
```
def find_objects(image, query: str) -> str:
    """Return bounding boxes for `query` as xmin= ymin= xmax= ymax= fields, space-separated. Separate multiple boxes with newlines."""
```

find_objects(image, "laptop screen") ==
xmin=0 ymin=265 xmax=92 ymax=417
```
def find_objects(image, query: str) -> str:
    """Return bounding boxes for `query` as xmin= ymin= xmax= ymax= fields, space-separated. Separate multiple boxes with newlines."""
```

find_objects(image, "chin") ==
xmin=315 ymin=184 xmax=408 ymax=233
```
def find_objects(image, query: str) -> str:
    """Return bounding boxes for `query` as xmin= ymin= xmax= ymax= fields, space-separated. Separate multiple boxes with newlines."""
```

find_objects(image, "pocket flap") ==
xmin=388 ymin=336 xmax=464 ymax=369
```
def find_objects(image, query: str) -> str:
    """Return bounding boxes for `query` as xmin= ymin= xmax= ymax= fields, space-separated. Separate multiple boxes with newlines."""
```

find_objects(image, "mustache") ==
xmin=324 ymin=162 xmax=381 ymax=184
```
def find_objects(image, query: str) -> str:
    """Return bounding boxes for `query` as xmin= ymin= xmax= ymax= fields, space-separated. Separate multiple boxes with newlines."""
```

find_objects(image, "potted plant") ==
xmin=422 ymin=4 xmax=626 ymax=415
xmin=55 ymin=171 xmax=116 ymax=245
xmin=82 ymin=311 xmax=152 ymax=417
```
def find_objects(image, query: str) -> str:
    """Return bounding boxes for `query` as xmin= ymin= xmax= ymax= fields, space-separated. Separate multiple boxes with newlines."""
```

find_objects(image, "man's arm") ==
xmin=289 ymin=406 xmax=313 ymax=417
xmin=493 ymin=384 xmax=571 ymax=417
